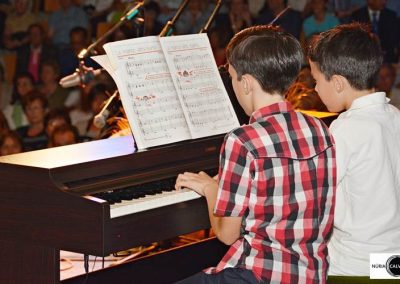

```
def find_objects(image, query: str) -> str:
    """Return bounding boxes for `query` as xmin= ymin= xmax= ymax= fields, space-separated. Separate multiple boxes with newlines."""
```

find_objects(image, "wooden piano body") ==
xmin=0 ymin=135 xmax=228 ymax=284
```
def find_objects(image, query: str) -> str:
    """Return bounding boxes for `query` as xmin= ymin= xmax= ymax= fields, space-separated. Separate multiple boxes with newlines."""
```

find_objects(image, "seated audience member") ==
xmin=70 ymin=82 xmax=109 ymax=139
xmin=327 ymin=0 xmax=364 ymax=23
xmin=308 ymin=22 xmax=400 ymax=275
xmin=16 ymin=91 xmax=48 ymax=151
xmin=82 ymin=0 xmax=113 ymax=38
xmin=38 ymin=60 xmax=77 ymax=110
xmin=0 ymin=110 xmax=9 ymax=139
xmin=208 ymin=26 xmax=232 ymax=67
xmin=16 ymin=23 xmax=58 ymax=83
xmin=303 ymin=0 xmax=339 ymax=40
xmin=256 ymin=0 xmax=302 ymax=39
xmin=3 ymin=0 xmax=38 ymax=50
xmin=176 ymin=25 xmax=335 ymax=284
xmin=50 ymin=124 xmax=79 ymax=147
xmin=376 ymin=63 xmax=400 ymax=109
xmin=0 ymin=63 xmax=12 ymax=111
xmin=3 ymin=72 xmax=35 ymax=130
xmin=0 ymin=131 xmax=23 ymax=155
xmin=44 ymin=108 xmax=71 ymax=145
xmin=58 ymin=26 xmax=96 ymax=78
xmin=175 ymin=0 xmax=210 ymax=34
xmin=143 ymin=1 xmax=163 ymax=36
xmin=215 ymin=0 xmax=253 ymax=36
xmin=48 ymin=0 xmax=89 ymax=49
xmin=351 ymin=0 xmax=399 ymax=63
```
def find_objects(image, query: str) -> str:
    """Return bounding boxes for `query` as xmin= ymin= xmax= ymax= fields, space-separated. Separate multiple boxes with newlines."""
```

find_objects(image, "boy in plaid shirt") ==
xmin=175 ymin=25 xmax=336 ymax=284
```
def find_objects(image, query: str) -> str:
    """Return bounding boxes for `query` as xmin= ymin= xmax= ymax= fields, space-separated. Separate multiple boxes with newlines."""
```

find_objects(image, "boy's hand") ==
xmin=175 ymin=171 xmax=217 ymax=196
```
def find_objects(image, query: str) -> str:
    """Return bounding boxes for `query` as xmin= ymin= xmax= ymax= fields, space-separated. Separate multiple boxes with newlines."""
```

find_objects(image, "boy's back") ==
xmin=328 ymin=93 xmax=400 ymax=275
xmin=211 ymin=102 xmax=335 ymax=283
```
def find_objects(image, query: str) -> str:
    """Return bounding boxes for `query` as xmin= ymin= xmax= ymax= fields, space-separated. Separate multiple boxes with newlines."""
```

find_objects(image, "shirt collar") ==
xmin=368 ymin=8 xmax=380 ymax=20
xmin=348 ymin=92 xmax=388 ymax=111
xmin=249 ymin=101 xmax=293 ymax=123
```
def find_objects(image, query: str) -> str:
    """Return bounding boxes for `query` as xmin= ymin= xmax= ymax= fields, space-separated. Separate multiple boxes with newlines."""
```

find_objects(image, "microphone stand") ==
xmin=159 ymin=0 xmax=190 ymax=37
xmin=78 ymin=1 xmax=145 ymax=59
xmin=69 ymin=1 xmax=145 ymax=87
xmin=199 ymin=0 xmax=222 ymax=34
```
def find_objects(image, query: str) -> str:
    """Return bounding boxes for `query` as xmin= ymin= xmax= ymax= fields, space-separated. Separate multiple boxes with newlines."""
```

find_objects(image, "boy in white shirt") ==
xmin=308 ymin=23 xmax=400 ymax=276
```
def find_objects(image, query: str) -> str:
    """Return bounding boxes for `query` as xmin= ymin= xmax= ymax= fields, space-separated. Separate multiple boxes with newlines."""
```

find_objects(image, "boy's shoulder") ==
xmin=226 ymin=111 xmax=333 ymax=159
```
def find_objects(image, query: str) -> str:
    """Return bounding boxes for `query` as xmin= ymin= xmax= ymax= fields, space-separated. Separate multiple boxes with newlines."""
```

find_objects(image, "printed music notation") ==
xmin=102 ymin=34 xmax=239 ymax=149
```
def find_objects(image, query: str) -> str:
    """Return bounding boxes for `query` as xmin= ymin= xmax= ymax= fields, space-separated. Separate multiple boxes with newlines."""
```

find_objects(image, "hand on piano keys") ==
xmin=175 ymin=171 xmax=218 ymax=197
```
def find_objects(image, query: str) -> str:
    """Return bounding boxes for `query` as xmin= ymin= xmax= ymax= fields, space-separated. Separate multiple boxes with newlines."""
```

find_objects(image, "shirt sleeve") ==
xmin=214 ymin=133 xmax=252 ymax=217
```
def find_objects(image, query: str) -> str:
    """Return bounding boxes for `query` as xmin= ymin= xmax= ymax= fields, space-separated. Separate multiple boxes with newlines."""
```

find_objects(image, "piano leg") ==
xmin=0 ymin=240 xmax=59 ymax=284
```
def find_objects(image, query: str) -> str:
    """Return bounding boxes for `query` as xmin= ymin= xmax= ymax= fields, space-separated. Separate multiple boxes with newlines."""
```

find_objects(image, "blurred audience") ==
xmin=3 ymin=0 xmax=38 ymax=50
xmin=303 ymin=0 xmax=339 ymax=40
xmin=3 ymin=72 xmax=35 ymax=130
xmin=16 ymin=23 xmax=58 ymax=83
xmin=0 ymin=130 xmax=23 ymax=155
xmin=351 ymin=0 xmax=399 ymax=63
xmin=376 ymin=63 xmax=400 ymax=109
xmin=50 ymin=123 xmax=79 ymax=147
xmin=257 ymin=0 xmax=302 ymax=39
xmin=16 ymin=91 xmax=48 ymax=151
xmin=48 ymin=0 xmax=89 ymax=49
xmin=0 ymin=63 xmax=12 ymax=111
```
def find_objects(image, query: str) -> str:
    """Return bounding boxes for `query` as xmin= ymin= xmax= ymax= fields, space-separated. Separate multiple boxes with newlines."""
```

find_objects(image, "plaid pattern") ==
xmin=206 ymin=102 xmax=336 ymax=284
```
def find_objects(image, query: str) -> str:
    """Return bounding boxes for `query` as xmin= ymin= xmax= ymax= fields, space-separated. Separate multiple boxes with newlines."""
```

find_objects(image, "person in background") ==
xmin=16 ymin=91 xmax=48 ymax=151
xmin=327 ymin=0 xmax=364 ymax=23
xmin=48 ymin=0 xmax=89 ymax=49
xmin=16 ymin=23 xmax=58 ymax=84
xmin=215 ymin=0 xmax=253 ymax=36
xmin=376 ymin=63 xmax=400 ymax=109
xmin=175 ymin=0 xmax=210 ymax=35
xmin=175 ymin=25 xmax=335 ymax=284
xmin=50 ymin=124 xmax=79 ymax=147
xmin=308 ymin=22 xmax=400 ymax=276
xmin=44 ymin=108 xmax=72 ymax=146
xmin=0 ymin=110 xmax=9 ymax=139
xmin=0 ymin=64 xmax=12 ymax=111
xmin=2 ymin=0 xmax=38 ymax=50
xmin=0 ymin=130 xmax=23 ymax=155
xmin=37 ymin=60 xmax=77 ymax=110
xmin=303 ymin=0 xmax=340 ymax=40
xmin=82 ymin=0 xmax=114 ymax=38
xmin=143 ymin=1 xmax=163 ymax=36
xmin=3 ymin=72 xmax=35 ymax=130
xmin=257 ymin=0 xmax=302 ymax=39
xmin=351 ymin=0 xmax=399 ymax=63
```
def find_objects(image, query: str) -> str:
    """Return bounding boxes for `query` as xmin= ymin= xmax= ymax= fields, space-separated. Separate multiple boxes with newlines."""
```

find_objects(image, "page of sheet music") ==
xmin=103 ymin=36 xmax=191 ymax=149
xmin=160 ymin=34 xmax=239 ymax=139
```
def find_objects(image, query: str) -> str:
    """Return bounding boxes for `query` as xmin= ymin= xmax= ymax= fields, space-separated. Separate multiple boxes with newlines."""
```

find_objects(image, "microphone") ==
xmin=93 ymin=91 xmax=119 ymax=128
xmin=159 ymin=0 xmax=190 ymax=37
xmin=199 ymin=0 xmax=223 ymax=34
xmin=59 ymin=68 xmax=103 ymax=88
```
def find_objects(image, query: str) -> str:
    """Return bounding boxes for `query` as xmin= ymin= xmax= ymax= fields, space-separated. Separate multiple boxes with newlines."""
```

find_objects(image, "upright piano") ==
xmin=0 ymin=135 xmax=229 ymax=284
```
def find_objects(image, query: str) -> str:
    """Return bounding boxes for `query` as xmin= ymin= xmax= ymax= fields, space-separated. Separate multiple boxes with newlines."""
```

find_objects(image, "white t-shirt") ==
xmin=328 ymin=92 xmax=400 ymax=276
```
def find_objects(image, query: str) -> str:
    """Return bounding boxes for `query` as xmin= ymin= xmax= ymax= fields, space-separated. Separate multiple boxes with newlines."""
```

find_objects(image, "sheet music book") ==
xmin=100 ymin=33 xmax=239 ymax=149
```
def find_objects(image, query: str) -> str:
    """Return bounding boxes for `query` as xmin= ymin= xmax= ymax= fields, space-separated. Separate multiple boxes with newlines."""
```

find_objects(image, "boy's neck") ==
xmin=344 ymin=88 xmax=377 ymax=109
xmin=253 ymin=91 xmax=285 ymax=112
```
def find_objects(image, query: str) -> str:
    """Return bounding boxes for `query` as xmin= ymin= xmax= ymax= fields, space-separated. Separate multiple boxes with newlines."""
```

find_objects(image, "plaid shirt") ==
xmin=206 ymin=102 xmax=336 ymax=284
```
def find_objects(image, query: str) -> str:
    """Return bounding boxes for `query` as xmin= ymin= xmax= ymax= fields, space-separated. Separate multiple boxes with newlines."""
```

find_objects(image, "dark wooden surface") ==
xmin=62 ymin=237 xmax=228 ymax=284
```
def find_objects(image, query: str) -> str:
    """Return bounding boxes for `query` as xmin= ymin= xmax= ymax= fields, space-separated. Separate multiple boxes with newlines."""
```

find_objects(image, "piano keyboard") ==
xmin=110 ymin=189 xmax=201 ymax=218
xmin=91 ymin=177 xmax=202 ymax=218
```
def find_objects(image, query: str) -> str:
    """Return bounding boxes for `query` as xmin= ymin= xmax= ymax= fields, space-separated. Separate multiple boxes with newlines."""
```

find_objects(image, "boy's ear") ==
xmin=242 ymin=75 xmax=251 ymax=95
xmin=331 ymin=74 xmax=346 ymax=93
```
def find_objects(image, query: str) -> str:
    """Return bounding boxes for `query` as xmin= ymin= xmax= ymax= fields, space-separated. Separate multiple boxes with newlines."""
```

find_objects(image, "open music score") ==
xmin=101 ymin=34 xmax=239 ymax=149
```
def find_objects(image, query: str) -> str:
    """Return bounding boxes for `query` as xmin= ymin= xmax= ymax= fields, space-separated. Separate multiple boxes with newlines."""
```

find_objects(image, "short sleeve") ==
xmin=214 ymin=133 xmax=252 ymax=217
